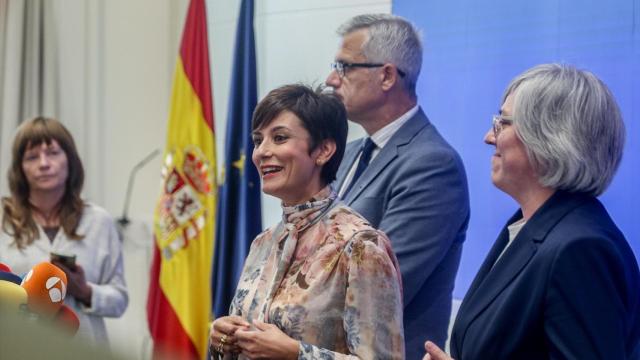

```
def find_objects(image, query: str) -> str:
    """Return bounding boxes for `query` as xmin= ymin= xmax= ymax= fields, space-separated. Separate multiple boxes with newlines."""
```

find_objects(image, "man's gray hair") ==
xmin=504 ymin=63 xmax=625 ymax=196
xmin=338 ymin=14 xmax=422 ymax=94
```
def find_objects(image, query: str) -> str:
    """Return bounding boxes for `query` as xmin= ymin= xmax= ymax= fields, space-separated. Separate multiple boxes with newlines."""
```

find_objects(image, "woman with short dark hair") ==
xmin=210 ymin=84 xmax=405 ymax=359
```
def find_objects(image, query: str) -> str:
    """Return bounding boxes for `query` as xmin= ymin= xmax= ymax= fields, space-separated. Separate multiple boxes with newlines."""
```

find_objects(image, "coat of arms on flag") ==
xmin=156 ymin=146 xmax=213 ymax=261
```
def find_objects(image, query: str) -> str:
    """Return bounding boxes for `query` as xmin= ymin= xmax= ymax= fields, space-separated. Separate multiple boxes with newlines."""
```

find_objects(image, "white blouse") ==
xmin=0 ymin=203 xmax=128 ymax=345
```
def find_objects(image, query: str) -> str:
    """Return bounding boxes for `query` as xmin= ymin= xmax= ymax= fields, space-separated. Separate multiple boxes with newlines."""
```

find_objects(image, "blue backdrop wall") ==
xmin=393 ymin=0 xmax=639 ymax=299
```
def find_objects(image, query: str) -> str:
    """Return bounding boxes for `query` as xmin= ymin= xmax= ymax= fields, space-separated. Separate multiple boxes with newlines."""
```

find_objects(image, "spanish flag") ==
xmin=146 ymin=0 xmax=216 ymax=358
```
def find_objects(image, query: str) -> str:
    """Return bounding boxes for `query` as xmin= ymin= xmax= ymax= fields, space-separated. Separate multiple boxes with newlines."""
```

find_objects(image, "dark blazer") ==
xmin=451 ymin=191 xmax=640 ymax=360
xmin=335 ymin=108 xmax=470 ymax=359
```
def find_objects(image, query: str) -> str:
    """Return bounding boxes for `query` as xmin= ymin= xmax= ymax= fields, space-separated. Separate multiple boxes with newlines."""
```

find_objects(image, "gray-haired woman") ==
xmin=425 ymin=64 xmax=639 ymax=360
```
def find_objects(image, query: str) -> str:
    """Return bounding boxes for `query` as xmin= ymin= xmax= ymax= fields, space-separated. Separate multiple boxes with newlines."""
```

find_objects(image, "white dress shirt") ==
xmin=339 ymin=105 xmax=420 ymax=197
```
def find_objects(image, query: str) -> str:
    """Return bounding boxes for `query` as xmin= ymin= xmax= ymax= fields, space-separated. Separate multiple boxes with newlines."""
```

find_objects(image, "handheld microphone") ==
xmin=0 ymin=270 xmax=23 ymax=285
xmin=0 ymin=263 xmax=28 ymax=311
xmin=20 ymin=262 xmax=68 ymax=318
xmin=0 ymin=280 xmax=28 ymax=310
xmin=54 ymin=304 xmax=80 ymax=335
xmin=0 ymin=262 xmax=12 ymax=273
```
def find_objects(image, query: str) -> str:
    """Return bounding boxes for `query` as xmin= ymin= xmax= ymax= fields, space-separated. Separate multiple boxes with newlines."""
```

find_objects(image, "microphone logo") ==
xmin=46 ymin=276 xmax=66 ymax=303
xmin=21 ymin=270 xmax=66 ymax=303
xmin=20 ymin=262 xmax=68 ymax=317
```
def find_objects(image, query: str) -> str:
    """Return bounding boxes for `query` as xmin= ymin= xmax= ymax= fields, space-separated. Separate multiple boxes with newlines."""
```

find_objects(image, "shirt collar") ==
xmin=369 ymin=105 xmax=419 ymax=149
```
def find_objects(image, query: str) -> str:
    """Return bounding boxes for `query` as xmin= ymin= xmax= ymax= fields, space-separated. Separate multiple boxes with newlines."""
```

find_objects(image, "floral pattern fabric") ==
xmin=229 ymin=187 xmax=404 ymax=359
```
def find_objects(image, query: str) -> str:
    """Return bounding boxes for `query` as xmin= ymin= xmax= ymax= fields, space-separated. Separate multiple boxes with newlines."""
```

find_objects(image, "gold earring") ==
xmin=316 ymin=159 xmax=323 ymax=166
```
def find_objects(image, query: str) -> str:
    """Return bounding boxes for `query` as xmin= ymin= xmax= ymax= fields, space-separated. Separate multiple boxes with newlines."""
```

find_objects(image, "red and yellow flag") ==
xmin=147 ymin=0 xmax=216 ymax=358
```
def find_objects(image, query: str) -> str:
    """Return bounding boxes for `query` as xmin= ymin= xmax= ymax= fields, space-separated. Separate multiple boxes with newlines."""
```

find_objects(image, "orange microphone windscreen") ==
xmin=20 ymin=262 xmax=68 ymax=318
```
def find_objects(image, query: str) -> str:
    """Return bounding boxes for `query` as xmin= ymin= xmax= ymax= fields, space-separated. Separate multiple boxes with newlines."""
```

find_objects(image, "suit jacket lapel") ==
xmin=452 ymin=191 xmax=592 ymax=354
xmin=344 ymin=139 xmax=398 ymax=202
xmin=461 ymin=211 xmax=523 ymax=304
xmin=452 ymin=213 xmax=538 ymax=354
xmin=343 ymin=109 xmax=430 ymax=203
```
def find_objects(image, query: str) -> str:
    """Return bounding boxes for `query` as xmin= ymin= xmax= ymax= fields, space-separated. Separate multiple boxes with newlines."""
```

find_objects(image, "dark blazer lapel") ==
xmin=453 ymin=191 xmax=592 ymax=352
xmin=450 ymin=219 xmax=515 ymax=355
xmin=462 ymin=211 xmax=523 ymax=304
xmin=344 ymin=109 xmax=430 ymax=203
xmin=453 ymin=220 xmax=538 ymax=354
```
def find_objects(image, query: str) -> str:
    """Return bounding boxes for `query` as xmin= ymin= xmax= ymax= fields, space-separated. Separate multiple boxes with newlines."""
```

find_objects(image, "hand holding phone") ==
xmin=49 ymin=252 xmax=91 ymax=305
xmin=50 ymin=252 xmax=77 ymax=270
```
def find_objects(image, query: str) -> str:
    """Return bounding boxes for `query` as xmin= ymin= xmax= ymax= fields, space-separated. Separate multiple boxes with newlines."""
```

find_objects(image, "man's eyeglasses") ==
xmin=331 ymin=61 xmax=406 ymax=78
xmin=492 ymin=114 xmax=513 ymax=137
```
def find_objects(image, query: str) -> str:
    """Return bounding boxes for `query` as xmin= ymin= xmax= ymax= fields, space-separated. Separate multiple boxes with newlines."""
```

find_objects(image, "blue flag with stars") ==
xmin=212 ymin=0 xmax=262 ymax=318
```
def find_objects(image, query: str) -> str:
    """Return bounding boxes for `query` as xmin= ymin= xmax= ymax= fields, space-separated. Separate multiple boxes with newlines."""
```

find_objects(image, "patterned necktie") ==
xmin=343 ymin=138 xmax=376 ymax=197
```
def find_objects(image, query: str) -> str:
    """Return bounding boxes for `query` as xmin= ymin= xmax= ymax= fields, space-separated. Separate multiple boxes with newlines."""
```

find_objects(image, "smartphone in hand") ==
xmin=50 ymin=252 xmax=77 ymax=270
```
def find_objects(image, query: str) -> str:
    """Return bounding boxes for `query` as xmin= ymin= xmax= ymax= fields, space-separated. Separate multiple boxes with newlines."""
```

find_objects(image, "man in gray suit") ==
xmin=326 ymin=14 xmax=470 ymax=359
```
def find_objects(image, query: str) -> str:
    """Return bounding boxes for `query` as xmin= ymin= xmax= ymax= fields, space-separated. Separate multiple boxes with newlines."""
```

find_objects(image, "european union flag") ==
xmin=212 ymin=0 xmax=262 ymax=318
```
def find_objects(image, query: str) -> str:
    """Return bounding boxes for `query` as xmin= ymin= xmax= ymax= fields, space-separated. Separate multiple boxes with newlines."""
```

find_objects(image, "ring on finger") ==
xmin=216 ymin=334 xmax=227 ymax=354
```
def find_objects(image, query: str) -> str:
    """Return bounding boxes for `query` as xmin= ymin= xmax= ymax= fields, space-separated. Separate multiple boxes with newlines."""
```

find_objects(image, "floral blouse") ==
xmin=228 ymin=187 xmax=404 ymax=359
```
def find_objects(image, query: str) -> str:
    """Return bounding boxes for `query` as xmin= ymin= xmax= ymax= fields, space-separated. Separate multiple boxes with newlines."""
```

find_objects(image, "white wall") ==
xmin=209 ymin=0 xmax=388 ymax=228
xmin=97 ymin=0 xmax=189 ymax=357
xmin=100 ymin=0 xmax=188 ymax=223
xmin=25 ymin=0 xmax=189 ymax=357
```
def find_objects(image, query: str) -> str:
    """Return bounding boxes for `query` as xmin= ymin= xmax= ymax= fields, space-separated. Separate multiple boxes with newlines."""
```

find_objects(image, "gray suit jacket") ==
xmin=335 ymin=108 xmax=470 ymax=359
